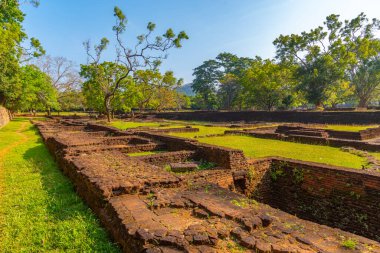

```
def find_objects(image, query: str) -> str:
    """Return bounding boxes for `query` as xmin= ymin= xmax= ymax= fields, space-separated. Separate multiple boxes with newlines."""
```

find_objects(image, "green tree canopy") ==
xmin=11 ymin=65 xmax=58 ymax=114
xmin=241 ymin=58 xmax=297 ymax=111
xmin=273 ymin=13 xmax=380 ymax=108
xmin=0 ymin=0 xmax=44 ymax=110
xmin=191 ymin=52 xmax=254 ymax=110
xmin=80 ymin=62 xmax=134 ymax=115
xmin=82 ymin=6 xmax=188 ymax=121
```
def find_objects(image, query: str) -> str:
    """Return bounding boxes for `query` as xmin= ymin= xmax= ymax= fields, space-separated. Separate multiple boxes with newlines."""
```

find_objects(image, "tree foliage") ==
xmin=190 ymin=13 xmax=380 ymax=111
xmin=0 ymin=0 xmax=45 ymax=112
xmin=81 ymin=6 xmax=188 ymax=121
xmin=273 ymin=13 xmax=380 ymax=108
xmin=241 ymin=59 xmax=297 ymax=110
xmin=191 ymin=53 xmax=253 ymax=110
xmin=10 ymin=65 xmax=58 ymax=113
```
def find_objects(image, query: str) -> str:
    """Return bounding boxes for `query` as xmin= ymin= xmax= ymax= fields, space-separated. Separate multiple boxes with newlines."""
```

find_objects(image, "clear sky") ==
xmin=21 ymin=0 xmax=380 ymax=84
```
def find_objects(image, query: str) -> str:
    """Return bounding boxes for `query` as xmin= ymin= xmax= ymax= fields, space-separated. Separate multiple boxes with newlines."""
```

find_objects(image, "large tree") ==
xmin=81 ymin=6 xmax=188 ymax=121
xmin=274 ymin=13 xmax=380 ymax=109
xmin=81 ymin=61 xmax=133 ymax=116
xmin=0 ymin=0 xmax=44 ymax=109
xmin=134 ymin=70 xmax=182 ymax=112
xmin=338 ymin=13 xmax=380 ymax=107
xmin=274 ymin=21 xmax=344 ymax=108
xmin=241 ymin=58 xmax=297 ymax=111
xmin=191 ymin=59 xmax=221 ymax=110
xmin=10 ymin=65 xmax=58 ymax=115
xmin=36 ymin=55 xmax=83 ymax=112
xmin=217 ymin=74 xmax=242 ymax=110
xmin=351 ymin=58 xmax=380 ymax=107
xmin=191 ymin=52 xmax=253 ymax=110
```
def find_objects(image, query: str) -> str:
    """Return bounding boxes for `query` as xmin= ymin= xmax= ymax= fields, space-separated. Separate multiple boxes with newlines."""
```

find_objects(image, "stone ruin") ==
xmin=34 ymin=118 xmax=380 ymax=252
xmin=226 ymin=124 xmax=380 ymax=152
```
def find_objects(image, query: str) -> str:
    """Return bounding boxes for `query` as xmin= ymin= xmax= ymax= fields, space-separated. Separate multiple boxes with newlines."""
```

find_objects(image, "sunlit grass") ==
xmin=199 ymin=135 xmax=367 ymax=169
xmin=127 ymin=151 xmax=164 ymax=157
xmin=109 ymin=120 xmax=371 ymax=168
xmin=109 ymin=121 xmax=161 ymax=129
xmin=0 ymin=118 xmax=119 ymax=252
xmin=325 ymin=125 xmax=378 ymax=132
xmin=171 ymin=125 xmax=232 ymax=138
xmin=370 ymin=152 xmax=380 ymax=161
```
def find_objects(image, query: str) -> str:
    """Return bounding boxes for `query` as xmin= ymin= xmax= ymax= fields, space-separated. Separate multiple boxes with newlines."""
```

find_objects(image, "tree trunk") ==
xmin=7 ymin=109 xmax=13 ymax=120
xmin=315 ymin=101 xmax=324 ymax=111
xmin=358 ymin=97 xmax=369 ymax=110
xmin=104 ymin=95 xmax=112 ymax=122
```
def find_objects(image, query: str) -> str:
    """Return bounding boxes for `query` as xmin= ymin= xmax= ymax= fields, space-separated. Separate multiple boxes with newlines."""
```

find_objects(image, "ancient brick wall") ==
xmin=149 ymin=111 xmax=380 ymax=124
xmin=136 ymin=151 xmax=196 ymax=166
xmin=0 ymin=106 xmax=10 ymax=128
xmin=193 ymin=144 xmax=248 ymax=170
xmin=360 ymin=126 xmax=380 ymax=139
xmin=36 ymin=120 xmax=380 ymax=251
xmin=86 ymin=123 xmax=128 ymax=136
xmin=237 ymin=158 xmax=380 ymax=241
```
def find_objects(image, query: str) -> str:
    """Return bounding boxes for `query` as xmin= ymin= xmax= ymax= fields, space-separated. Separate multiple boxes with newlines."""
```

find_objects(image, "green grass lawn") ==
xmin=109 ymin=120 xmax=189 ymax=130
xmin=199 ymin=136 xmax=367 ymax=169
xmin=171 ymin=125 xmax=232 ymax=138
xmin=325 ymin=125 xmax=378 ymax=132
xmin=0 ymin=118 xmax=119 ymax=252
xmin=109 ymin=120 xmax=162 ymax=130
xmin=108 ymin=120 xmax=377 ymax=169
xmin=127 ymin=151 xmax=164 ymax=156
xmin=371 ymin=152 xmax=380 ymax=161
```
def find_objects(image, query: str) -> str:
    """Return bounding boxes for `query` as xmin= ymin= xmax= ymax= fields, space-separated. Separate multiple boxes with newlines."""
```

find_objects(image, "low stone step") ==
xmin=170 ymin=162 xmax=199 ymax=173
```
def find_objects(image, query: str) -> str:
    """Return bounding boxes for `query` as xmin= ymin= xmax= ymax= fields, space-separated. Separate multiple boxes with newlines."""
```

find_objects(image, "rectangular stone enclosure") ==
xmin=34 ymin=118 xmax=380 ymax=253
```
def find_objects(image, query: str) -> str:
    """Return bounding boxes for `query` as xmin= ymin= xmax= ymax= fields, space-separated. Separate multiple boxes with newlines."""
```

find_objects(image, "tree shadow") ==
xmin=22 ymin=127 xmax=119 ymax=251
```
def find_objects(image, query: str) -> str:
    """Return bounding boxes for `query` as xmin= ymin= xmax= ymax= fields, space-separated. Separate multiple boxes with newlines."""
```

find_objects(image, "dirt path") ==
xmin=0 ymin=121 xmax=29 ymax=158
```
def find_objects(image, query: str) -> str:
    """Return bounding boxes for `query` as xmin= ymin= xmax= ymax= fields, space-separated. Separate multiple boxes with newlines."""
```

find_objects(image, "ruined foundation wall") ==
xmin=240 ymin=158 xmax=380 ymax=241
xmin=140 ymin=132 xmax=249 ymax=170
xmin=0 ymin=106 xmax=10 ymax=128
xmin=136 ymin=150 xmax=196 ymax=166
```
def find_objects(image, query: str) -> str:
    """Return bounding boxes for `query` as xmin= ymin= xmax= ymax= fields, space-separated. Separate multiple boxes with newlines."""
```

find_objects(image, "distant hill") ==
xmin=176 ymin=83 xmax=195 ymax=97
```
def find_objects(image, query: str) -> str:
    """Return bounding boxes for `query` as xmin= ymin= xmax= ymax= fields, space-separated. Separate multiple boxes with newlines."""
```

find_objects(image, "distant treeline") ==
xmin=189 ymin=13 xmax=380 ymax=111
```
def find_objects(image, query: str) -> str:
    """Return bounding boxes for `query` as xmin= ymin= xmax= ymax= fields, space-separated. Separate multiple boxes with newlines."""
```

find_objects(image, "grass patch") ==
xmin=171 ymin=125 xmax=231 ymax=138
xmin=370 ymin=152 xmax=380 ymax=161
xmin=341 ymin=238 xmax=357 ymax=250
xmin=198 ymin=136 xmax=366 ymax=169
xmin=127 ymin=151 xmax=164 ymax=157
xmin=108 ymin=120 xmax=369 ymax=168
xmin=109 ymin=120 xmax=185 ymax=130
xmin=325 ymin=125 xmax=378 ymax=132
xmin=109 ymin=121 xmax=161 ymax=129
xmin=0 ymin=118 xmax=119 ymax=252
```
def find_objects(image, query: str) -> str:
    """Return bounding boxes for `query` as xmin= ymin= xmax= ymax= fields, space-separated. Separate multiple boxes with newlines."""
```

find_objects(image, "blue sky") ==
xmin=22 ymin=0 xmax=380 ymax=83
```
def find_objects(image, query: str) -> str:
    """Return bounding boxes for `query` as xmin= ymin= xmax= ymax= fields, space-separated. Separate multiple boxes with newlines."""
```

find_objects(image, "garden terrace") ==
xmin=33 ymin=118 xmax=380 ymax=252
xmin=226 ymin=124 xmax=380 ymax=152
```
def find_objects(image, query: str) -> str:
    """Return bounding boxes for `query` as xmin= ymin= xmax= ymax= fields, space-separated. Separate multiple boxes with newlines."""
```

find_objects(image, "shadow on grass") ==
xmin=22 ymin=126 xmax=120 ymax=252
